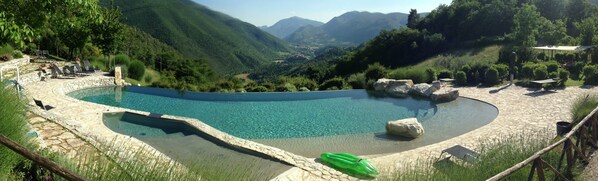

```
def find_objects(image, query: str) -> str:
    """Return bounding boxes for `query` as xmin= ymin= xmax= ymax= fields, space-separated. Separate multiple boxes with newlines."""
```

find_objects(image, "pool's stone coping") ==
xmin=22 ymin=74 xmax=354 ymax=180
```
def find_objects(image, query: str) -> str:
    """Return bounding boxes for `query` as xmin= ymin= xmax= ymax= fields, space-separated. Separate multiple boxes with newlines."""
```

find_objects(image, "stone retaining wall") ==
xmin=0 ymin=55 xmax=30 ymax=68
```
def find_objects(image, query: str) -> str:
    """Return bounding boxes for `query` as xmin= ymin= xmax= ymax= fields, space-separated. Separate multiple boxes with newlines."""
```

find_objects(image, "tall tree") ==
xmin=92 ymin=1 xmax=123 ymax=65
xmin=574 ymin=17 xmax=598 ymax=45
xmin=539 ymin=19 xmax=570 ymax=45
xmin=0 ymin=0 xmax=100 ymax=49
xmin=407 ymin=9 xmax=420 ymax=29
xmin=512 ymin=4 xmax=544 ymax=47
xmin=535 ymin=0 xmax=565 ymax=21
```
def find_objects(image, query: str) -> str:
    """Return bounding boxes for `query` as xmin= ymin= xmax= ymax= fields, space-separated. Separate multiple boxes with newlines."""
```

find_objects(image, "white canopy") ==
xmin=532 ymin=46 xmax=594 ymax=51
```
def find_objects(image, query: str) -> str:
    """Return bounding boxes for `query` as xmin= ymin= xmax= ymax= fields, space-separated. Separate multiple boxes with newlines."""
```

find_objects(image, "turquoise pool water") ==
xmin=69 ymin=86 xmax=440 ymax=139
xmin=69 ymin=86 xmax=498 ymax=157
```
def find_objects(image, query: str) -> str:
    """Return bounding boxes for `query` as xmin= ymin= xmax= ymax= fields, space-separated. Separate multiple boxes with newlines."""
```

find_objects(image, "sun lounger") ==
xmin=33 ymin=99 xmax=54 ymax=111
xmin=83 ymin=60 xmax=95 ymax=73
xmin=439 ymin=145 xmax=479 ymax=163
xmin=50 ymin=65 xmax=64 ymax=78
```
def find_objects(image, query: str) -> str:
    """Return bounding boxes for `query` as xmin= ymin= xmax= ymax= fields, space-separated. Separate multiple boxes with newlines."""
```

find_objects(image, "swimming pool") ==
xmin=69 ymin=86 xmax=498 ymax=156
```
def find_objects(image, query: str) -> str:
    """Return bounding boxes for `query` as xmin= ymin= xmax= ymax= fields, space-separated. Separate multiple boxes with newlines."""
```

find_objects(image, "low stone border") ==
xmin=0 ymin=55 xmax=30 ymax=68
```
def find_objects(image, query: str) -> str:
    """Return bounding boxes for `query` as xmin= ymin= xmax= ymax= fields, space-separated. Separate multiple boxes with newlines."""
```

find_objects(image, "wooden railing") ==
xmin=487 ymin=106 xmax=598 ymax=181
xmin=0 ymin=134 xmax=88 ymax=181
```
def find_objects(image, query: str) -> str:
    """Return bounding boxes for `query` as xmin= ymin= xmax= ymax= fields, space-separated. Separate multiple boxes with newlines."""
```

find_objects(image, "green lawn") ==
xmin=414 ymin=45 xmax=503 ymax=71
xmin=565 ymin=79 xmax=584 ymax=87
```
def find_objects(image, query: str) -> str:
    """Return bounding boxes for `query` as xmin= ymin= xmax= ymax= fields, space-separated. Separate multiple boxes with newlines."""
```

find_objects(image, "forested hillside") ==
xmin=105 ymin=0 xmax=293 ymax=73
xmin=286 ymin=11 xmax=409 ymax=46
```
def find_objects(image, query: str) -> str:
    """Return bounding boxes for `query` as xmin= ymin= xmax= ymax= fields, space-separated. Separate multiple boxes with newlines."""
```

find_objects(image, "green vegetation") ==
xmin=385 ymin=130 xmax=581 ymax=180
xmin=128 ymin=60 xmax=146 ymax=80
xmin=105 ymin=0 xmax=292 ymax=73
xmin=0 ymin=82 xmax=29 ymax=179
xmin=571 ymin=95 xmax=598 ymax=126
xmin=0 ymin=44 xmax=15 ymax=61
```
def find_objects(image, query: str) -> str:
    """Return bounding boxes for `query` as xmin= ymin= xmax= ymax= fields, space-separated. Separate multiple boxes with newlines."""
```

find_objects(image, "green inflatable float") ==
xmin=320 ymin=152 xmax=379 ymax=177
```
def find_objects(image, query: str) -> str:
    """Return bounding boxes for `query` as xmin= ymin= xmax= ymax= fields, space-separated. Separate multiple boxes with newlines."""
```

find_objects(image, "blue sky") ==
xmin=192 ymin=0 xmax=453 ymax=26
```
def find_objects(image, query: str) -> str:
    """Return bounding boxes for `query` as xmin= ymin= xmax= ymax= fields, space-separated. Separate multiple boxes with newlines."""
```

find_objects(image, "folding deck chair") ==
xmin=438 ymin=145 xmax=479 ymax=163
xmin=33 ymin=99 xmax=55 ymax=111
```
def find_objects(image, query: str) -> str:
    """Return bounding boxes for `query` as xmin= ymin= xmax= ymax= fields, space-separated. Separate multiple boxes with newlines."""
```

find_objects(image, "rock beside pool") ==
xmin=431 ymin=89 xmax=459 ymax=102
xmin=386 ymin=118 xmax=424 ymax=138
xmin=299 ymin=87 xmax=310 ymax=92
xmin=409 ymin=83 xmax=438 ymax=97
xmin=374 ymin=79 xmax=414 ymax=91
xmin=374 ymin=78 xmax=393 ymax=91
xmin=386 ymin=82 xmax=411 ymax=97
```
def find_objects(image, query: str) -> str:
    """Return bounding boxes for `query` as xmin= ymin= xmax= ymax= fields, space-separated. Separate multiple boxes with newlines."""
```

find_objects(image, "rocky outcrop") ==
xmin=431 ymin=89 xmax=459 ymax=102
xmin=386 ymin=118 xmax=424 ymax=138
xmin=374 ymin=78 xmax=459 ymax=103
xmin=386 ymin=82 xmax=411 ymax=97
xmin=409 ymin=83 xmax=438 ymax=97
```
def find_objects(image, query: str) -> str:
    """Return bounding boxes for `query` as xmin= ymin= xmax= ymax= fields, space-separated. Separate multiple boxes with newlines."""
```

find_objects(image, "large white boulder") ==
xmin=409 ymin=83 xmax=438 ymax=97
xmin=385 ymin=82 xmax=411 ymax=97
xmin=374 ymin=78 xmax=394 ymax=91
xmin=386 ymin=118 xmax=425 ymax=138
xmin=431 ymin=89 xmax=459 ymax=102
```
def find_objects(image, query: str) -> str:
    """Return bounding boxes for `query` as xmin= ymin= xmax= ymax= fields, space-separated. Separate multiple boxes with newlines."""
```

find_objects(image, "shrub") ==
xmin=545 ymin=61 xmax=560 ymax=73
xmin=280 ymin=77 xmax=318 ymax=90
xmin=485 ymin=67 xmax=500 ymax=85
xmin=347 ymin=73 xmax=367 ymax=89
xmin=248 ymin=86 xmax=269 ymax=92
xmin=570 ymin=62 xmax=586 ymax=79
xmin=571 ymin=95 xmax=598 ymax=126
xmin=319 ymin=77 xmax=345 ymax=90
xmin=0 ymin=44 xmax=14 ymax=61
xmin=128 ymin=60 xmax=146 ymax=80
xmin=144 ymin=75 xmax=153 ymax=83
xmin=583 ymin=65 xmax=598 ymax=85
xmin=558 ymin=69 xmax=570 ymax=86
xmin=461 ymin=65 xmax=471 ymax=74
xmin=437 ymin=69 xmax=453 ymax=79
xmin=492 ymin=64 xmax=509 ymax=80
xmin=260 ymin=82 xmax=276 ymax=91
xmin=533 ymin=65 xmax=548 ymax=80
xmin=426 ymin=68 xmax=437 ymax=82
xmin=12 ymin=50 xmax=23 ymax=59
xmin=364 ymin=63 xmax=388 ymax=81
xmin=455 ymin=71 xmax=467 ymax=86
xmin=275 ymin=83 xmax=297 ymax=92
xmin=114 ymin=54 xmax=131 ymax=66
xmin=389 ymin=68 xmax=431 ymax=83
xmin=521 ymin=63 xmax=537 ymax=79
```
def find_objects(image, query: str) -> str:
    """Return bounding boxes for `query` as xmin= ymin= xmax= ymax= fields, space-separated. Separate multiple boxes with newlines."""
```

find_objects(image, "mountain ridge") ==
xmin=285 ymin=11 xmax=410 ymax=46
xmin=262 ymin=16 xmax=324 ymax=39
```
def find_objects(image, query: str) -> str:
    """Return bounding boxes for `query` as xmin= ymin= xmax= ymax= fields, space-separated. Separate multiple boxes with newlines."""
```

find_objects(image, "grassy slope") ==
xmin=413 ymin=45 xmax=502 ymax=71
xmin=108 ymin=0 xmax=292 ymax=73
